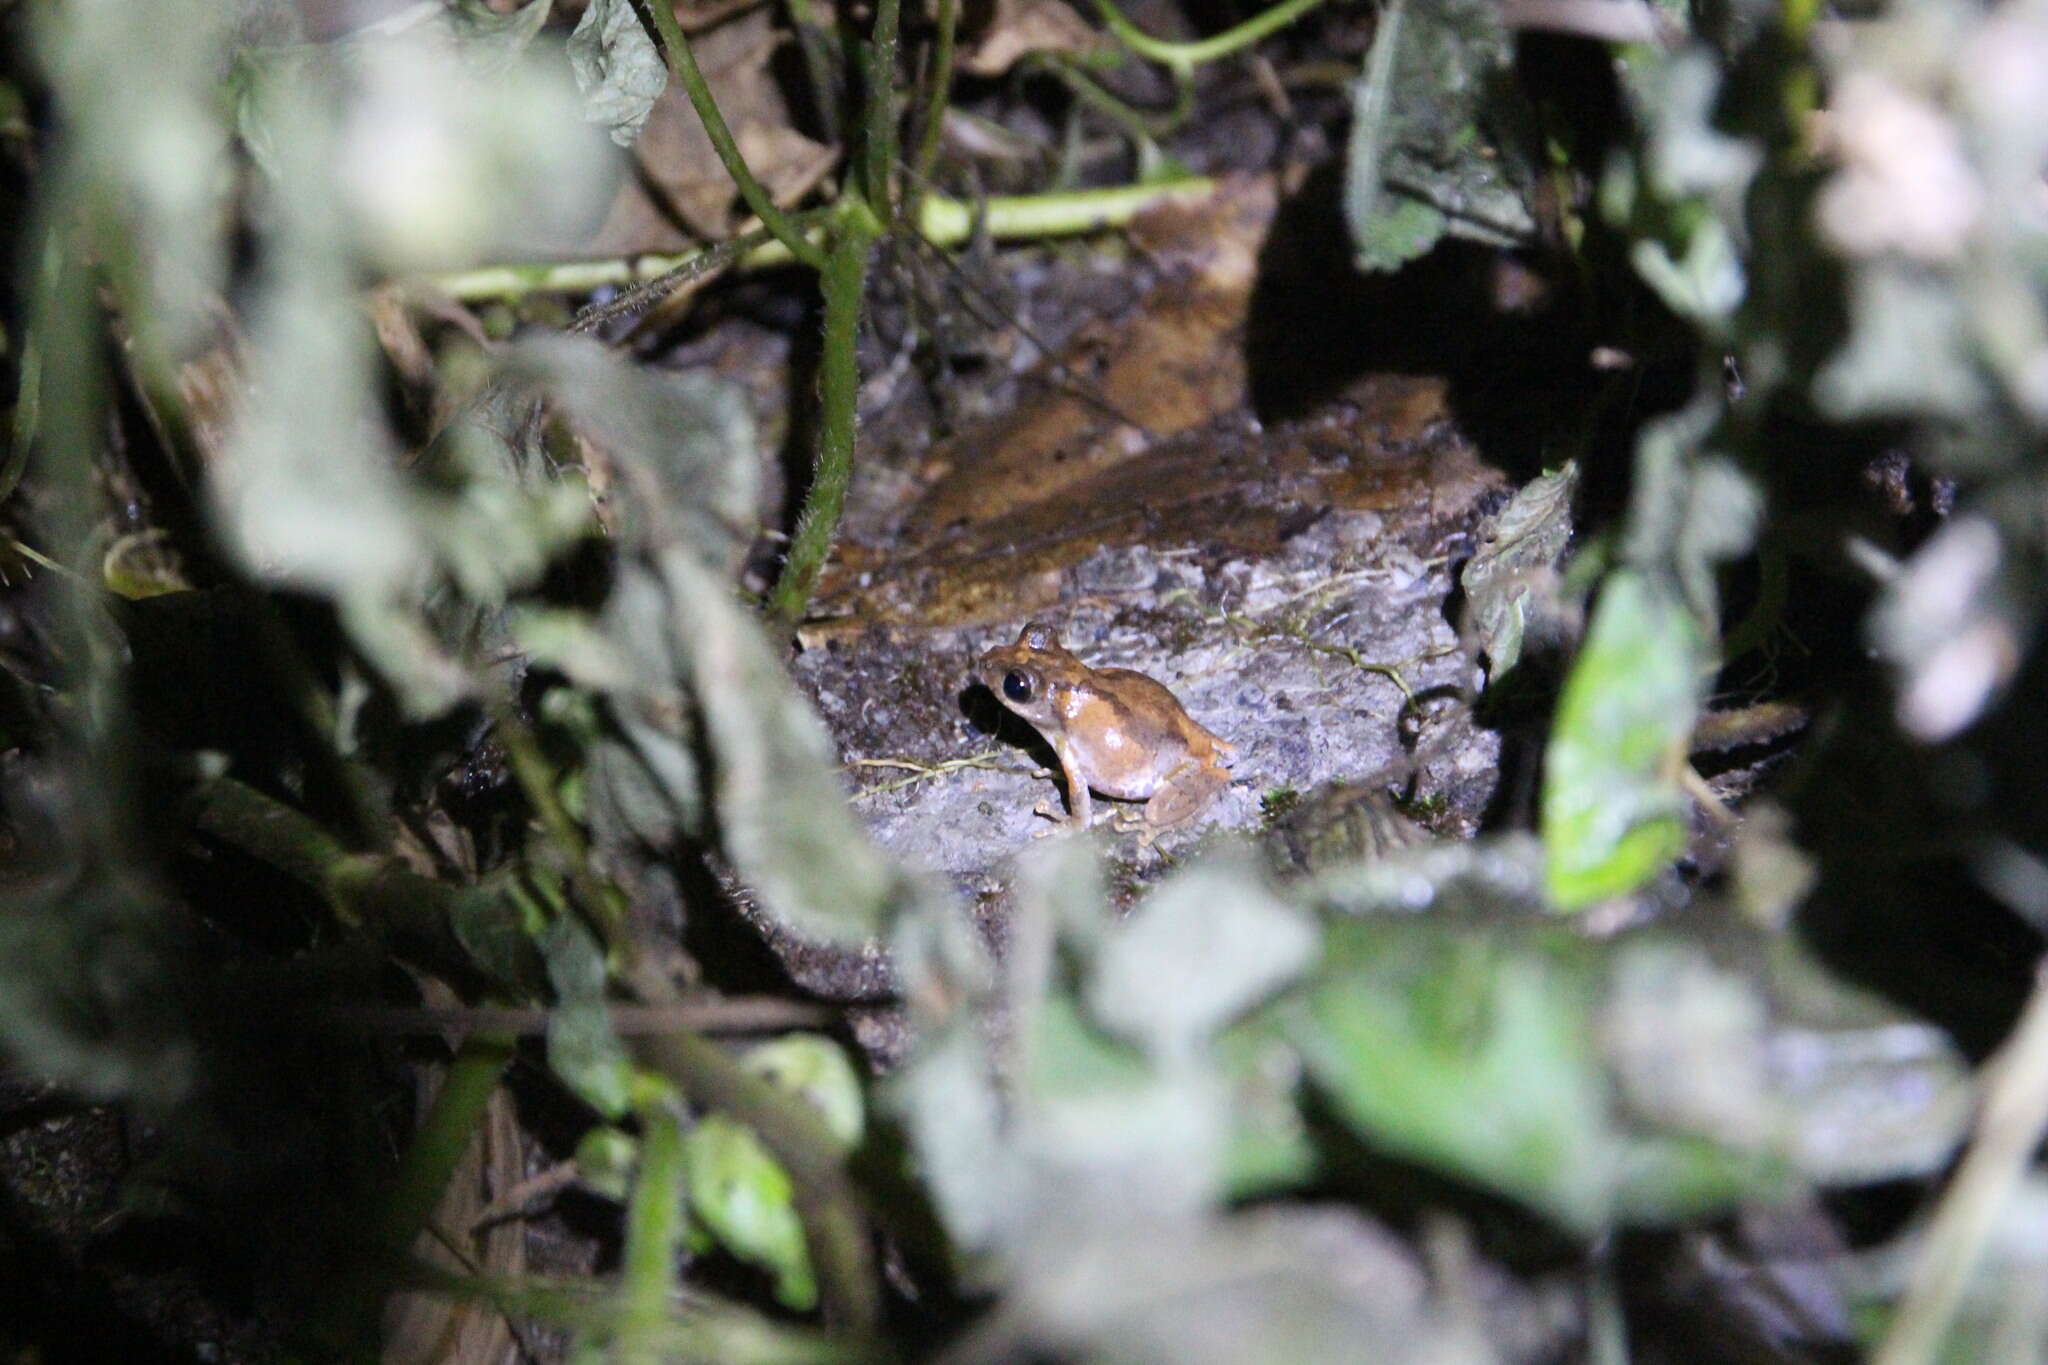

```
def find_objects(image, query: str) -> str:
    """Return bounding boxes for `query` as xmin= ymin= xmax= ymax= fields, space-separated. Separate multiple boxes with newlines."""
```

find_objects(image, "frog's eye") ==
xmin=1003 ymin=671 xmax=1035 ymax=703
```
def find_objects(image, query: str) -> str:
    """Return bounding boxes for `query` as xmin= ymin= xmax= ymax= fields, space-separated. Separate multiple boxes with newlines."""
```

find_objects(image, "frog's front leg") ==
xmin=1031 ymin=739 xmax=1096 ymax=837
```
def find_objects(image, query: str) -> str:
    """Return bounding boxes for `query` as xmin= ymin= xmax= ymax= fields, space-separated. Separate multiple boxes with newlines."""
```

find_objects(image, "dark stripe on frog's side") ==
xmin=1088 ymin=668 xmax=1234 ymax=759
xmin=1047 ymin=676 xmax=1168 ymax=799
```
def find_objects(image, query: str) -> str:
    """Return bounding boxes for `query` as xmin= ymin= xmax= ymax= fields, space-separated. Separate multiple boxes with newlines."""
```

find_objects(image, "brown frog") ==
xmin=975 ymin=622 xmax=1237 ymax=841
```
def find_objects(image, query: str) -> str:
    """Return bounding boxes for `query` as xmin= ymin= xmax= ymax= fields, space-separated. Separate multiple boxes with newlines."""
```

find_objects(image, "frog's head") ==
xmin=973 ymin=621 xmax=1074 ymax=728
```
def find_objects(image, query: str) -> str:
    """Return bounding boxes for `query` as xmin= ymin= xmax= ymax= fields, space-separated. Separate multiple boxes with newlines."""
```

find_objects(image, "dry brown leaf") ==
xmin=581 ymin=6 xmax=835 ymax=252
xmin=962 ymin=0 xmax=1101 ymax=76
xmin=382 ymin=983 xmax=528 ymax=1365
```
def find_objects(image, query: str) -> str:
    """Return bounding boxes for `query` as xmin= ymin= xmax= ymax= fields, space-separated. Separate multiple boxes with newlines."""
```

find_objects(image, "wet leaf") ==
xmin=1345 ymin=0 xmax=1538 ymax=273
xmin=1542 ymin=570 xmax=1704 ymax=909
xmin=1461 ymin=461 xmax=1579 ymax=680
xmin=541 ymin=919 xmax=634 ymax=1120
xmin=568 ymin=0 xmax=668 ymax=147
xmin=683 ymin=1115 xmax=815 ymax=1310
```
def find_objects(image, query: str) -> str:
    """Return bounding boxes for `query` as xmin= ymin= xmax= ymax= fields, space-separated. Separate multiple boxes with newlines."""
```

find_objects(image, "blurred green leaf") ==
xmin=1287 ymin=917 xmax=1788 ymax=1232
xmin=444 ymin=0 xmax=555 ymax=71
xmin=1867 ymin=515 xmax=2030 ymax=743
xmin=1604 ymin=47 xmax=1760 ymax=327
xmin=0 ymin=870 xmax=193 ymax=1107
xmin=657 ymin=548 xmax=897 ymax=944
xmin=683 ymin=1116 xmax=816 ymax=1311
xmin=1542 ymin=570 xmax=1703 ymax=909
xmin=542 ymin=919 xmax=635 ymax=1120
xmin=449 ymin=881 xmax=546 ymax=995
xmin=512 ymin=335 xmax=761 ymax=571
xmin=1815 ymin=263 xmax=1989 ymax=423
xmin=1461 ymin=461 xmax=1579 ymax=680
xmin=1345 ymin=0 xmax=1538 ymax=273
xmin=1288 ymin=917 xmax=1617 ymax=1230
xmin=39 ymin=0 xmax=230 ymax=359
xmin=741 ymin=1034 xmax=865 ymax=1149
xmin=884 ymin=1018 xmax=1021 ymax=1255
xmin=574 ymin=1125 xmax=639 ymax=1202
xmin=236 ymin=21 xmax=616 ymax=270
xmin=1085 ymin=856 xmax=1316 ymax=1061
xmin=568 ymin=0 xmax=669 ymax=147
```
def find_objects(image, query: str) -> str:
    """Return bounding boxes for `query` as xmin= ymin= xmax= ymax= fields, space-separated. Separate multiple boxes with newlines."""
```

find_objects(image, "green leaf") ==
xmin=1287 ymin=918 xmax=1789 ymax=1233
xmin=568 ymin=0 xmax=669 ymax=147
xmin=1815 ymin=262 xmax=1991 ymax=423
xmin=657 ymin=549 xmax=897 ymax=944
xmin=1344 ymin=0 xmax=1539 ymax=274
xmin=541 ymin=919 xmax=635 ymax=1119
xmin=741 ymin=1034 xmax=865 ymax=1149
xmin=512 ymin=335 xmax=760 ymax=570
xmin=1461 ymin=461 xmax=1579 ymax=679
xmin=683 ymin=1116 xmax=816 ymax=1311
xmin=573 ymin=1125 xmax=638 ymax=1202
xmin=1289 ymin=919 xmax=1616 ymax=1230
xmin=1542 ymin=570 xmax=1704 ymax=909
xmin=1085 ymin=856 xmax=1317 ymax=1061
xmin=0 ymin=871 xmax=193 ymax=1107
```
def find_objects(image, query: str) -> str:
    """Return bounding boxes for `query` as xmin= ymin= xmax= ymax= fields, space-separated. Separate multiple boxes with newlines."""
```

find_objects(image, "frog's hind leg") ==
xmin=1119 ymin=758 xmax=1230 ymax=842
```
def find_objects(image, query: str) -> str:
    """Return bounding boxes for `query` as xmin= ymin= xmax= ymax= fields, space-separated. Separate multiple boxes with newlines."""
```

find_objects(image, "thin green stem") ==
xmin=614 ymin=1099 xmax=690 ymax=1365
xmin=306 ymin=1031 xmax=516 ymax=1355
xmin=1028 ymin=53 xmax=1190 ymax=144
xmin=569 ymin=223 xmax=782 ymax=335
xmin=860 ymin=0 xmax=904 ymax=228
xmin=379 ymin=1035 xmax=519 ymax=1258
xmin=491 ymin=699 xmax=630 ymax=950
xmin=769 ymin=223 xmax=874 ymax=625
xmin=1875 ymin=963 xmax=2048 ymax=1365
xmin=910 ymin=0 xmax=959 ymax=202
xmin=783 ymin=0 xmax=844 ymax=145
xmin=628 ymin=1020 xmax=879 ymax=1334
xmin=917 ymin=178 xmax=1211 ymax=239
xmin=1090 ymin=0 xmax=1331 ymax=76
xmin=184 ymin=774 xmax=482 ymax=984
xmin=642 ymin=0 xmax=829 ymax=270
xmin=423 ymin=180 xmax=1217 ymax=301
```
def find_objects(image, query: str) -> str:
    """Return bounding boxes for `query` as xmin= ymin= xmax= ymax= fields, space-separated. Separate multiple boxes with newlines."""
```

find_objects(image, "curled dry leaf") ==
xmin=581 ymin=6 xmax=834 ymax=251
xmin=961 ymin=0 xmax=1102 ymax=77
